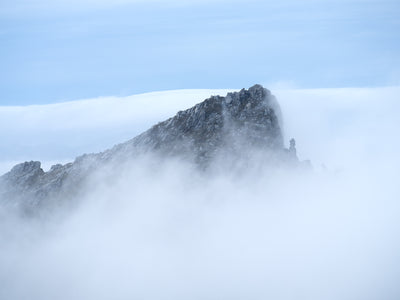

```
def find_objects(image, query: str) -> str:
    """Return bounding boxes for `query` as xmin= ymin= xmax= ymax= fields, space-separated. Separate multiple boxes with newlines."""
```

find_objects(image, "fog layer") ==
xmin=0 ymin=87 xmax=399 ymax=299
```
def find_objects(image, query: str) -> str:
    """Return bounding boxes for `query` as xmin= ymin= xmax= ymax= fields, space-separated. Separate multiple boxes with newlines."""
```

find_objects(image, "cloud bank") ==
xmin=0 ymin=87 xmax=399 ymax=299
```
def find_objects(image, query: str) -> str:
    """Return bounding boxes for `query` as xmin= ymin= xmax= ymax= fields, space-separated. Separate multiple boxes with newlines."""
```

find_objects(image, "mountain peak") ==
xmin=0 ymin=85 xmax=304 ymax=212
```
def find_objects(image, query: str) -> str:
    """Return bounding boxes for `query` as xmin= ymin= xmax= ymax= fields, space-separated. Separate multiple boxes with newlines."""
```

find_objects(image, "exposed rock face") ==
xmin=3 ymin=161 xmax=44 ymax=188
xmin=109 ymin=84 xmax=284 ymax=164
xmin=0 ymin=85 xmax=301 ymax=211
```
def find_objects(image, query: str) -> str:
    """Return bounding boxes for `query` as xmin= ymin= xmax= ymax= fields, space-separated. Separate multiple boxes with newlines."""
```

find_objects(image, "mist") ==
xmin=1 ymin=87 xmax=399 ymax=300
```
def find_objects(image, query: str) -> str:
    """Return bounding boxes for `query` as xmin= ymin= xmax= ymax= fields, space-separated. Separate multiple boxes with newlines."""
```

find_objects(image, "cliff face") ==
xmin=109 ymin=84 xmax=284 ymax=163
xmin=0 ymin=85 xmax=298 ymax=211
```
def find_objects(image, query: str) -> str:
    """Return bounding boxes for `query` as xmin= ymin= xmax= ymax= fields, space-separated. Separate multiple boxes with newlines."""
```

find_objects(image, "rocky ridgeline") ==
xmin=0 ymin=85 xmax=307 ymax=211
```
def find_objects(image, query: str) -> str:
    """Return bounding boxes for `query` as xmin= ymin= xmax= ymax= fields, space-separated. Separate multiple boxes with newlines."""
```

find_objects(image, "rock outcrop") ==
xmin=0 ymin=85 xmax=304 ymax=212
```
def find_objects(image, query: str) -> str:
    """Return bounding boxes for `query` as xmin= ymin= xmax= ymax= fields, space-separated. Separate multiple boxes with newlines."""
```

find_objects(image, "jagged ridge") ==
xmin=0 ymin=85 xmax=300 ymax=211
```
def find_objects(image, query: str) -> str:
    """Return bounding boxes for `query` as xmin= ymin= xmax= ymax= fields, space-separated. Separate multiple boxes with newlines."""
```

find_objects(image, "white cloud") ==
xmin=1 ymin=86 xmax=400 ymax=299
xmin=274 ymin=86 xmax=400 ymax=170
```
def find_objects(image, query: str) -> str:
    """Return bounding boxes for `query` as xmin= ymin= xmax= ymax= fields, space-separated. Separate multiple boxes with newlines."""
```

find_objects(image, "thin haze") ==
xmin=1 ymin=0 xmax=399 ymax=105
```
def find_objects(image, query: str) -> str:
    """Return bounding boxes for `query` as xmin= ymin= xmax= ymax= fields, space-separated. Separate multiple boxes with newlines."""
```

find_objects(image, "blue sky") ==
xmin=1 ymin=0 xmax=399 ymax=105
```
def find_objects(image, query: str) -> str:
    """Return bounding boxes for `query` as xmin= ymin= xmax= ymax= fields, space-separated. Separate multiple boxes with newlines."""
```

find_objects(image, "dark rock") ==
xmin=3 ymin=161 xmax=44 ymax=189
xmin=0 ymin=84 xmax=305 ymax=211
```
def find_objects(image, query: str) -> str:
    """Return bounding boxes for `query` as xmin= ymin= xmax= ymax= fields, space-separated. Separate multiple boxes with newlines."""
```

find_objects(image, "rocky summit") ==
xmin=0 ymin=85 xmax=305 ymax=212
